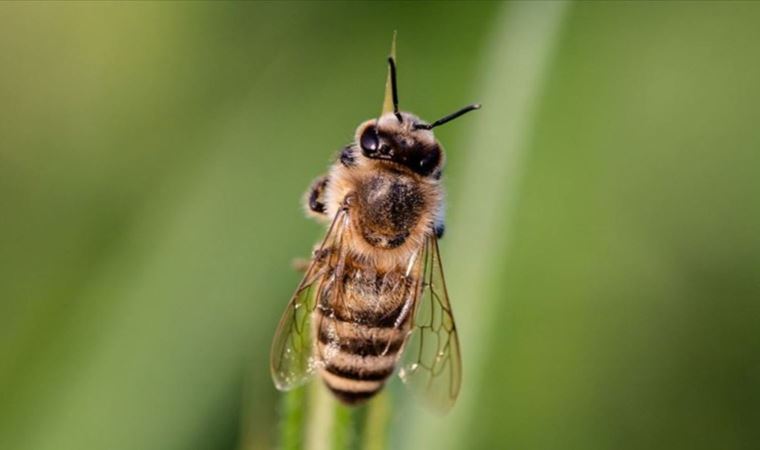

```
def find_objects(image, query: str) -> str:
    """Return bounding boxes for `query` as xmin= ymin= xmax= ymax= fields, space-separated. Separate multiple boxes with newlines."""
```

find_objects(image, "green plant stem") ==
xmin=278 ymin=382 xmax=390 ymax=450
xmin=331 ymin=401 xmax=368 ymax=450
xmin=278 ymin=387 xmax=306 ymax=450
xmin=304 ymin=381 xmax=333 ymax=450
xmin=362 ymin=391 xmax=390 ymax=450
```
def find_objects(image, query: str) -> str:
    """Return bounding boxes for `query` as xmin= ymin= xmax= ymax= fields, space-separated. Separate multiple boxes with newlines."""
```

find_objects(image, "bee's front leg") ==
xmin=304 ymin=175 xmax=329 ymax=217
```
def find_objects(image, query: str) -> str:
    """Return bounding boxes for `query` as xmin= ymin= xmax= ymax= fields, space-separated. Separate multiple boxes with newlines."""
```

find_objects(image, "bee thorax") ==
xmin=354 ymin=173 xmax=426 ymax=249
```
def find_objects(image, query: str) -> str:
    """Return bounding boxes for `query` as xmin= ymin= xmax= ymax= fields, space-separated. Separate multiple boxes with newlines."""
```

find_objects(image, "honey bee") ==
xmin=270 ymin=51 xmax=479 ymax=412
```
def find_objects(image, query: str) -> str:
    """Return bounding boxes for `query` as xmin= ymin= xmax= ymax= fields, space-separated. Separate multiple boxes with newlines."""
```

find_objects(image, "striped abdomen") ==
xmin=314 ymin=263 xmax=416 ymax=404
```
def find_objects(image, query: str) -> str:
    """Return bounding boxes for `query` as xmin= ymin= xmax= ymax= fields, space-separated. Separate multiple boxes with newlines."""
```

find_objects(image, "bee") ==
xmin=270 ymin=51 xmax=479 ymax=412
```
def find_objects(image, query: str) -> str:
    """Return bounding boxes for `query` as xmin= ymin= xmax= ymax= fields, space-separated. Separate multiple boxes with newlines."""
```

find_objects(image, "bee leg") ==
xmin=290 ymin=257 xmax=310 ymax=272
xmin=292 ymin=245 xmax=332 ymax=273
xmin=305 ymin=175 xmax=329 ymax=216
xmin=339 ymin=145 xmax=357 ymax=168
xmin=341 ymin=192 xmax=355 ymax=209
xmin=380 ymin=290 xmax=419 ymax=356
xmin=434 ymin=222 xmax=445 ymax=239
xmin=291 ymin=247 xmax=331 ymax=276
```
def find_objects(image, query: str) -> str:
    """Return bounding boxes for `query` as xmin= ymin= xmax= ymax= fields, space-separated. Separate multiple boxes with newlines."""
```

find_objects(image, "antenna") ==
xmin=388 ymin=57 xmax=402 ymax=122
xmin=414 ymin=104 xmax=481 ymax=130
xmin=382 ymin=32 xmax=402 ymax=122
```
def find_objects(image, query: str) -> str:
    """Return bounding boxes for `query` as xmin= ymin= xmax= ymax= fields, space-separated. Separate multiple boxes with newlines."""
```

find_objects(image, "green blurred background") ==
xmin=1 ymin=2 xmax=759 ymax=449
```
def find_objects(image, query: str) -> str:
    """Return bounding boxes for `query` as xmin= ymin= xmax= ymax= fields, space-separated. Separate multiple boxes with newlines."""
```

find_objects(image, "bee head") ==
xmin=355 ymin=57 xmax=480 ymax=178
xmin=356 ymin=113 xmax=442 ymax=177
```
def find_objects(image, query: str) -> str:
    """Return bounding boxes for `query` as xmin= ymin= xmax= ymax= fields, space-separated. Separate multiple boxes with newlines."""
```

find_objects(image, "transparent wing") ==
xmin=270 ymin=208 xmax=349 ymax=391
xmin=399 ymin=234 xmax=462 ymax=412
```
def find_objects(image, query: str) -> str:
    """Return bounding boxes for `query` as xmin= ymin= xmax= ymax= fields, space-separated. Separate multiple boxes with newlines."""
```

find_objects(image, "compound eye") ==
xmin=360 ymin=125 xmax=379 ymax=155
xmin=418 ymin=146 xmax=441 ymax=176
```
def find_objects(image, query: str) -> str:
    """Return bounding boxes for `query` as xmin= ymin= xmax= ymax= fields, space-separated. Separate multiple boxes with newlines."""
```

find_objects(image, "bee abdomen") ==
xmin=324 ymin=380 xmax=382 ymax=405
xmin=320 ymin=352 xmax=397 ymax=404
xmin=319 ymin=326 xmax=406 ymax=357
xmin=315 ymin=310 xmax=407 ymax=404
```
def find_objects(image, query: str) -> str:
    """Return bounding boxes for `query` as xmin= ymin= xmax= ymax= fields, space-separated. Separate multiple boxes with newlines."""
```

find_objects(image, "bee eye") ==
xmin=418 ymin=147 xmax=441 ymax=175
xmin=360 ymin=126 xmax=379 ymax=155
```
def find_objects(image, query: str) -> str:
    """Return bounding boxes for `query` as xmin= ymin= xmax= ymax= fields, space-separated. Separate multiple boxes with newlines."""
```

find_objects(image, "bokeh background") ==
xmin=1 ymin=2 xmax=759 ymax=450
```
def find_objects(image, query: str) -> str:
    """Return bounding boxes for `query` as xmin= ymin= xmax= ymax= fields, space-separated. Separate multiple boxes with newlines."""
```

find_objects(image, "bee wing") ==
xmin=270 ymin=208 xmax=349 ymax=391
xmin=399 ymin=234 xmax=462 ymax=413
